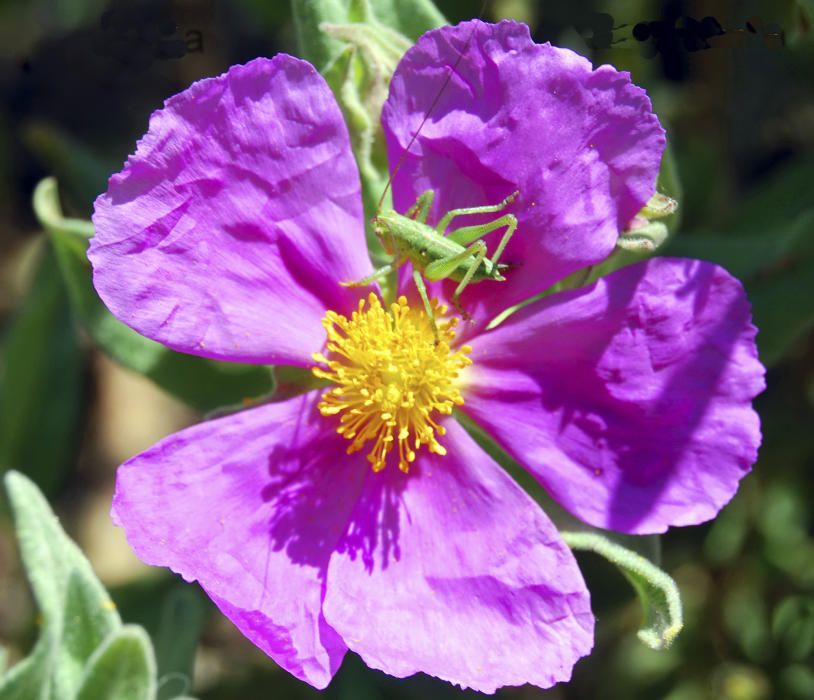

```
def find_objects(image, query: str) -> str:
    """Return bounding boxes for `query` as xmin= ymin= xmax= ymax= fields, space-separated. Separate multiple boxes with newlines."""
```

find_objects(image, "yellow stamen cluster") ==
xmin=312 ymin=293 xmax=472 ymax=473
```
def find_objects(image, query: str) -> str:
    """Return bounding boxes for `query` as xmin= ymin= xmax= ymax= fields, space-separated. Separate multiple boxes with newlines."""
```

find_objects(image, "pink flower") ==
xmin=90 ymin=20 xmax=764 ymax=693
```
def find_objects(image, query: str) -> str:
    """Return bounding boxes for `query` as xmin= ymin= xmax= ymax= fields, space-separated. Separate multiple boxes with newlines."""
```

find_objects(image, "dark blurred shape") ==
xmin=94 ymin=1 xmax=187 ymax=72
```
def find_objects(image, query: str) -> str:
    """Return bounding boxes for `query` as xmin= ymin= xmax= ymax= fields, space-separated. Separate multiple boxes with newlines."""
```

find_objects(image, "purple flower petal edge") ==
xmin=323 ymin=419 xmax=594 ymax=693
xmin=462 ymin=257 xmax=765 ymax=534
xmin=91 ymin=56 xmax=372 ymax=367
xmin=383 ymin=19 xmax=665 ymax=324
xmin=111 ymin=391 xmax=595 ymax=691
xmin=111 ymin=393 xmax=366 ymax=688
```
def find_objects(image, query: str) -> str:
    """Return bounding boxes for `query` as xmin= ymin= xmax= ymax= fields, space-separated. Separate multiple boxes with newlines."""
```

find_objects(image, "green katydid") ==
xmin=342 ymin=188 xmax=520 ymax=326
xmin=341 ymin=14 xmax=520 ymax=330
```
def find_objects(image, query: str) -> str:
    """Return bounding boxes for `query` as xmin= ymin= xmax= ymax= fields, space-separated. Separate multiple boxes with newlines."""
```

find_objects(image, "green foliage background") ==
xmin=0 ymin=1 xmax=812 ymax=699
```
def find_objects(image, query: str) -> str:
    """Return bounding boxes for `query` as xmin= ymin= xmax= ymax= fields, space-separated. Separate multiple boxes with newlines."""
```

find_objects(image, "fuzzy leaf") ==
xmin=368 ymin=0 xmax=446 ymax=39
xmin=3 ymin=472 xmax=120 ymax=638
xmin=0 ymin=639 xmax=52 ymax=700
xmin=2 ymin=472 xmax=121 ymax=699
xmin=73 ymin=627 xmax=156 ymax=700
xmin=291 ymin=0 xmax=348 ymax=70
xmin=561 ymin=531 xmax=684 ymax=650
xmin=57 ymin=573 xmax=121 ymax=695
xmin=616 ymin=222 xmax=670 ymax=253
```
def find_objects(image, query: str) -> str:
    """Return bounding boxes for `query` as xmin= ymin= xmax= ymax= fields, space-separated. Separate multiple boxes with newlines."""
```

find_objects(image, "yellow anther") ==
xmin=312 ymin=293 xmax=471 ymax=472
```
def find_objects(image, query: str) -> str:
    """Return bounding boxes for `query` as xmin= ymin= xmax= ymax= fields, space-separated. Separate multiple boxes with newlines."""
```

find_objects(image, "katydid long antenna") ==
xmin=376 ymin=3 xmax=490 ymax=214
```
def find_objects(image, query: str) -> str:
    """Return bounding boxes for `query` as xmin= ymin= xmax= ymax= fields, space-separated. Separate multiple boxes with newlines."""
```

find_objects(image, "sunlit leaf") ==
xmin=2 ymin=471 xmax=121 ymax=698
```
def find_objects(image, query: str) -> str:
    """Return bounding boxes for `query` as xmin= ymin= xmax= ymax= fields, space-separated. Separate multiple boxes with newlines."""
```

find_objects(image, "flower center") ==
xmin=312 ymin=293 xmax=472 ymax=473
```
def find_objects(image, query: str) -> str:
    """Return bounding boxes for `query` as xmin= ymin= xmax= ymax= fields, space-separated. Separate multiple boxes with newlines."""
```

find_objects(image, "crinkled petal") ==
xmin=91 ymin=56 xmax=371 ymax=366
xmin=322 ymin=418 xmax=593 ymax=693
xmin=461 ymin=257 xmax=765 ymax=534
xmin=383 ymin=19 xmax=665 ymax=324
xmin=111 ymin=392 xmax=368 ymax=689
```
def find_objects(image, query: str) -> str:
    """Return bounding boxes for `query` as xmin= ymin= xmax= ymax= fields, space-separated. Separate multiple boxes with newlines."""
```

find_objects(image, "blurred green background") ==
xmin=1 ymin=1 xmax=812 ymax=699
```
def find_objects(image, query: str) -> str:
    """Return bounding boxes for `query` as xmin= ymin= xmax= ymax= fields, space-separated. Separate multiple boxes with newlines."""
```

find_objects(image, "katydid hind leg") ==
xmin=422 ymin=240 xmax=489 ymax=320
xmin=436 ymin=190 xmax=519 ymax=234
xmin=487 ymin=214 xmax=517 ymax=270
xmin=445 ymin=212 xmax=517 ymax=250
xmin=424 ymin=240 xmax=487 ymax=282
xmin=451 ymin=241 xmax=488 ymax=319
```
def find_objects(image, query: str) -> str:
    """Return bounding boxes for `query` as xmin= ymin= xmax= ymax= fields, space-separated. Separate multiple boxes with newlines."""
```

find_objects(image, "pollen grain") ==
xmin=312 ymin=293 xmax=471 ymax=473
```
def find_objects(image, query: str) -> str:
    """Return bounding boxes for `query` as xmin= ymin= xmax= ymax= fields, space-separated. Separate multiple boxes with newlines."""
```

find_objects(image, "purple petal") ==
xmin=322 ymin=418 xmax=593 ymax=692
xmin=383 ymin=20 xmax=665 ymax=324
xmin=111 ymin=392 xmax=368 ymax=689
xmin=461 ymin=257 xmax=765 ymax=534
xmin=91 ymin=56 xmax=371 ymax=366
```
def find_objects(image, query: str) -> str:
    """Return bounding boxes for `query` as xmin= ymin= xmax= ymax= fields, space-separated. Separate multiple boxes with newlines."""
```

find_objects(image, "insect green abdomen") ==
xmin=358 ymin=189 xmax=519 ymax=324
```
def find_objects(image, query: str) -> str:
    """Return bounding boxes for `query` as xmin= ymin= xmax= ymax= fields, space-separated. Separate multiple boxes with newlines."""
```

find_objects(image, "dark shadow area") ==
xmin=260 ymin=393 xmax=408 ymax=577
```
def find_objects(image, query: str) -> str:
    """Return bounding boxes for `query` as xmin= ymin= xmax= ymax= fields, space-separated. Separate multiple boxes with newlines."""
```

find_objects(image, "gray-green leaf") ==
xmin=3 ymin=472 xmax=120 ymax=637
xmin=1 ymin=471 xmax=122 ymax=699
xmin=367 ymin=0 xmax=446 ymax=39
xmin=291 ymin=0 xmax=348 ymax=70
xmin=0 ymin=639 xmax=51 ymax=700
xmin=73 ymin=627 xmax=156 ymax=700
xmin=292 ymin=0 xmax=445 ymax=70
